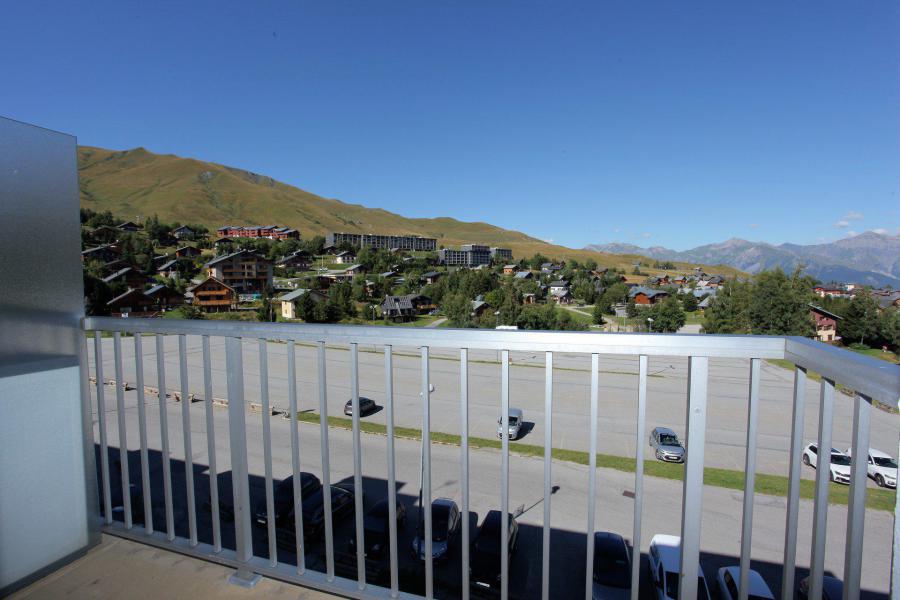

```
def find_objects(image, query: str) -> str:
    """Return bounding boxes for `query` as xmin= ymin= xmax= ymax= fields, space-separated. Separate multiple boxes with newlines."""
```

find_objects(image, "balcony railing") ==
xmin=80 ymin=317 xmax=899 ymax=600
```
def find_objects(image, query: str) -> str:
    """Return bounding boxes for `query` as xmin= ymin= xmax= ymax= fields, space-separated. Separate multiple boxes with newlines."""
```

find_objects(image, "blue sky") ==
xmin=2 ymin=2 xmax=897 ymax=250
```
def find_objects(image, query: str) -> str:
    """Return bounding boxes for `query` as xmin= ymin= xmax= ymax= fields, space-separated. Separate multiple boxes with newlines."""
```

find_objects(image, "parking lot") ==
xmin=89 ymin=334 xmax=894 ymax=599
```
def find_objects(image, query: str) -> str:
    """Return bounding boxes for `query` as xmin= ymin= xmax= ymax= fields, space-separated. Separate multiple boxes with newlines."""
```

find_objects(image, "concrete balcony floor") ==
xmin=10 ymin=534 xmax=336 ymax=600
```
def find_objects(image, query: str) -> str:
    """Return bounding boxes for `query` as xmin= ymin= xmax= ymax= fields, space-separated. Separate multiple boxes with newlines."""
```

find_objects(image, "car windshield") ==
xmin=830 ymin=454 xmax=851 ymax=466
xmin=659 ymin=434 xmax=679 ymax=446
xmin=665 ymin=573 xmax=708 ymax=600
xmin=593 ymin=546 xmax=629 ymax=588
xmin=874 ymin=456 xmax=898 ymax=468
xmin=417 ymin=505 xmax=452 ymax=542
xmin=508 ymin=416 xmax=519 ymax=426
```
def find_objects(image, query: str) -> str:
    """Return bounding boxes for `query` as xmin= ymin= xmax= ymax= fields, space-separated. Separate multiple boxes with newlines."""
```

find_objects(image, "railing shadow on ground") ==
xmin=97 ymin=445 xmax=888 ymax=600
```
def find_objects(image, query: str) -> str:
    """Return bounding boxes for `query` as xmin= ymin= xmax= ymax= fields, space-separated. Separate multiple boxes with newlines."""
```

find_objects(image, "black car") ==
xmin=254 ymin=472 xmax=322 ymax=528
xmin=411 ymin=498 xmax=461 ymax=561
xmin=470 ymin=510 xmax=519 ymax=587
xmin=591 ymin=531 xmax=631 ymax=599
xmin=275 ymin=484 xmax=359 ymax=548
xmin=349 ymin=498 xmax=407 ymax=558
xmin=344 ymin=396 xmax=377 ymax=417
xmin=798 ymin=575 xmax=843 ymax=600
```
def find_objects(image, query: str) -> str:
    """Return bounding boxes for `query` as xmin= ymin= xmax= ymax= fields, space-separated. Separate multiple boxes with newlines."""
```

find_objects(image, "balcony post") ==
xmin=679 ymin=356 xmax=708 ymax=600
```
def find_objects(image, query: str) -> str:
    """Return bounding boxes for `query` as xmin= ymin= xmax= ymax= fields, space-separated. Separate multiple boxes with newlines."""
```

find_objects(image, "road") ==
xmin=92 ymin=377 xmax=893 ymax=598
xmin=89 ymin=335 xmax=900 ymax=486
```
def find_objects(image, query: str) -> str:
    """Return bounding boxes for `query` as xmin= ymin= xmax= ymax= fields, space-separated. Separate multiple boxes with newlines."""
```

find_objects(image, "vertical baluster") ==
xmin=809 ymin=377 xmax=835 ymax=600
xmin=385 ymin=345 xmax=398 ymax=597
xmin=893 ymin=431 xmax=900 ymax=599
xmin=179 ymin=335 xmax=197 ymax=546
xmin=318 ymin=341 xmax=335 ymax=580
xmin=585 ymin=353 xmax=599 ymax=600
xmin=842 ymin=394 xmax=871 ymax=600
xmin=259 ymin=339 xmax=277 ymax=566
xmin=94 ymin=333 xmax=112 ymax=524
xmin=460 ymin=348 xmax=470 ymax=600
xmin=350 ymin=344 xmax=366 ymax=589
xmin=134 ymin=334 xmax=153 ymax=534
xmin=225 ymin=337 xmax=260 ymax=587
xmin=156 ymin=334 xmax=175 ymax=540
xmin=739 ymin=359 xmax=761 ymax=600
xmin=421 ymin=346 xmax=434 ymax=600
xmin=541 ymin=351 xmax=553 ymax=600
xmin=501 ymin=349 xmax=510 ymax=600
xmin=113 ymin=332 xmax=132 ymax=528
xmin=202 ymin=335 xmax=221 ymax=553
xmin=287 ymin=341 xmax=306 ymax=573
xmin=679 ymin=356 xmax=709 ymax=600
xmin=81 ymin=333 xmax=101 ymax=541
xmin=781 ymin=366 xmax=806 ymax=600
xmin=630 ymin=355 xmax=648 ymax=600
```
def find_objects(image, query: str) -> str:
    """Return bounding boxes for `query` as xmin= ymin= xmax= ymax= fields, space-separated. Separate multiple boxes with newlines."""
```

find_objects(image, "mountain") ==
xmin=77 ymin=145 xmax=745 ymax=275
xmin=586 ymin=232 xmax=900 ymax=287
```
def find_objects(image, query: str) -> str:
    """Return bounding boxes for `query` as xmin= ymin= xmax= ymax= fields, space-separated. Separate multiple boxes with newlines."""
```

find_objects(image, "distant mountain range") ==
xmin=585 ymin=232 xmax=900 ymax=287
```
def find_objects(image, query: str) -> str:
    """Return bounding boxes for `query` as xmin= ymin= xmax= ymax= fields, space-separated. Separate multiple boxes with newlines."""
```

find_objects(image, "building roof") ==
xmin=421 ymin=271 xmax=441 ymax=279
xmin=382 ymin=295 xmax=415 ymax=312
xmin=102 ymin=267 xmax=134 ymax=283
xmin=471 ymin=300 xmax=487 ymax=312
xmin=106 ymin=287 xmax=142 ymax=305
xmin=549 ymin=280 xmax=568 ymax=288
xmin=809 ymin=304 xmax=842 ymax=320
xmin=157 ymin=260 xmax=178 ymax=272
xmin=550 ymin=289 xmax=571 ymax=298
xmin=335 ymin=250 xmax=355 ymax=257
xmin=629 ymin=286 xmax=668 ymax=299
xmin=698 ymin=296 xmax=713 ymax=309
xmin=205 ymin=249 xmax=268 ymax=267
xmin=503 ymin=264 xmax=517 ymax=269
xmin=277 ymin=288 xmax=316 ymax=302
xmin=514 ymin=271 xmax=532 ymax=279
xmin=186 ymin=276 xmax=235 ymax=293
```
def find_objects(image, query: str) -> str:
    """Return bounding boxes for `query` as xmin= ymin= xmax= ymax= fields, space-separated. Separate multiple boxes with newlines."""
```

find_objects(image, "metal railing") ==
xmin=81 ymin=317 xmax=899 ymax=600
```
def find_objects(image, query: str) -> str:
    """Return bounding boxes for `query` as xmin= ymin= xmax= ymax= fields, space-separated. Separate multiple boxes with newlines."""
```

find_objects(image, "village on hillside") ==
xmin=80 ymin=210 xmax=899 ymax=357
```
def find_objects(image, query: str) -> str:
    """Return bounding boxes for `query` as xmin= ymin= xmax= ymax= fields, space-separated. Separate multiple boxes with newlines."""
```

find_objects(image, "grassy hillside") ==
xmin=78 ymin=145 xmax=744 ymax=276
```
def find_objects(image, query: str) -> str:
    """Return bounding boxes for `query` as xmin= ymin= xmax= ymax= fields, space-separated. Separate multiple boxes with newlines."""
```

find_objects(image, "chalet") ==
xmin=85 ymin=225 xmax=121 ymax=243
xmin=334 ymin=250 xmax=356 ymax=265
xmin=671 ymin=275 xmax=688 ymax=286
xmin=646 ymin=275 xmax=670 ymax=286
xmin=276 ymin=250 xmax=312 ymax=271
xmin=106 ymin=284 xmax=183 ymax=317
xmin=813 ymin=286 xmax=849 ymax=299
xmin=471 ymin=300 xmax=490 ymax=317
xmin=514 ymin=271 xmax=533 ymax=280
xmin=629 ymin=286 xmax=669 ymax=305
xmin=590 ymin=268 xmax=609 ymax=278
xmin=421 ymin=271 xmax=442 ymax=285
xmin=522 ymin=293 xmax=537 ymax=305
xmin=697 ymin=296 xmax=713 ymax=311
xmin=102 ymin=267 xmax=147 ymax=289
xmin=699 ymin=275 xmax=725 ymax=288
xmin=550 ymin=288 xmax=573 ymax=305
xmin=117 ymin=221 xmax=141 ymax=232
xmin=278 ymin=288 xmax=327 ymax=319
xmin=343 ymin=264 xmax=366 ymax=277
xmin=809 ymin=304 xmax=841 ymax=343
xmin=213 ymin=237 xmax=235 ymax=248
xmin=381 ymin=295 xmax=416 ymax=322
xmin=171 ymin=225 xmax=196 ymax=240
xmin=156 ymin=260 xmax=180 ymax=279
xmin=876 ymin=291 xmax=900 ymax=311
xmin=81 ymin=244 xmax=121 ymax=264
xmin=548 ymin=280 xmax=569 ymax=294
xmin=502 ymin=265 xmax=517 ymax=275
xmin=205 ymin=249 xmax=273 ymax=293
xmin=174 ymin=245 xmax=201 ymax=259
xmin=188 ymin=277 xmax=237 ymax=312
xmin=541 ymin=263 xmax=562 ymax=274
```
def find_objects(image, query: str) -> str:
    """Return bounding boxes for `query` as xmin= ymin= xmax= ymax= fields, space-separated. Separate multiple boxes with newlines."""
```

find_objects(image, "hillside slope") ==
xmin=78 ymin=145 xmax=743 ymax=275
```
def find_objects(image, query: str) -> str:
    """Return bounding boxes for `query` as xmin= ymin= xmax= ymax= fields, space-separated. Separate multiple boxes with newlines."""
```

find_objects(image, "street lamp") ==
xmin=647 ymin=317 xmax=654 ymax=332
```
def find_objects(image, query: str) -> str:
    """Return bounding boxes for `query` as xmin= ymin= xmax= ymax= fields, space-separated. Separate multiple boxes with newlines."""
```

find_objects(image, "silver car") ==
xmin=497 ymin=408 xmax=524 ymax=440
xmin=649 ymin=427 xmax=684 ymax=463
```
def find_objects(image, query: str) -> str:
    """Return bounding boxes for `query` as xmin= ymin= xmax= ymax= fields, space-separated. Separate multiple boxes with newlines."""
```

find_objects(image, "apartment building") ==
xmin=205 ymin=249 xmax=273 ymax=293
xmin=326 ymin=232 xmax=437 ymax=251
xmin=215 ymin=225 xmax=300 ymax=240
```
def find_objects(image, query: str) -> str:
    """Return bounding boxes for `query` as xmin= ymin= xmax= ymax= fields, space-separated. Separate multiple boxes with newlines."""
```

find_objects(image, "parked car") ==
xmin=845 ymin=447 xmax=897 ymax=488
xmin=411 ymin=498 xmax=461 ymax=561
xmin=591 ymin=531 xmax=631 ymax=600
xmin=254 ymin=472 xmax=322 ymax=528
xmin=798 ymin=575 xmax=843 ymax=600
xmin=649 ymin=427 xmax=685 ymax=463
xmin=648 ymin=534 xmax=711 ymax=600
xmin=716 ymin=566 xmax=774 ymax=600
xmin=349 ymin=498 xmax=407 ymax=558
xmin=470 ymin=510 xmax=520 ymax=588
xmin=497 ymin=408 xmax=524 ymax=439
xmin=344 ymin=396 xmax=377 ymax=417
xmin=274 ymin=484 xmax=357 ymax=548
xmin=802 ymin=443 xmax=851 ymax=484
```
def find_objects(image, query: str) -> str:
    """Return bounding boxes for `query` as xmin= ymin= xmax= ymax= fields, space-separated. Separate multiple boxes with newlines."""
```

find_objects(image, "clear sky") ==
xmin=2 ymin=1 xmax=897 ymax=250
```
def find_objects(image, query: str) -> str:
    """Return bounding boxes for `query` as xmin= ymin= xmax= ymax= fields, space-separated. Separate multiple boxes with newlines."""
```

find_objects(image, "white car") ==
xmin=802 ymin=443 xmax=851 ymax=484
xmin=716 ymin=566 xmax=774 ymax=600
xmin=845 ymin=447 xmax=897 ymax=488
xmin=648 ymin=534 xmax=711 ymax=600
xmin=497 ymin=407 xmax=523 ymax=440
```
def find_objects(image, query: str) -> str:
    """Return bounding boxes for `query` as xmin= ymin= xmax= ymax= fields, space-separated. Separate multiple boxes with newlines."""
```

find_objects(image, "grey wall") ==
xmin=0 ymin=117 xmax=95 ymax=594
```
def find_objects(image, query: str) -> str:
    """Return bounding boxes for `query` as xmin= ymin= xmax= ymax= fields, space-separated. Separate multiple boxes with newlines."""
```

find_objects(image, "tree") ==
xmin=702 ymin=280 xmax=751 ymax=334
xmin=747 ymin=268 xmax=814 ymax=336
xmin=597 ymin=282 xmax=628 ymax=315
xmin=840 ymin=294 xmax=880 ymax=346
xmin=592 ymin=302 xmax=605 ymax=326
xmin=682 ymin=294 xmax=698 ymax=312
xmin=443 ymin=293 xmax=475 ymax=328
xmin=646 ymin=296 xmax=686 ymax=332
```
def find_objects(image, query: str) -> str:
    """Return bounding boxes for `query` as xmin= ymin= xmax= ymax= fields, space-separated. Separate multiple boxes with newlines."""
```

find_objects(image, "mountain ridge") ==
xmin=585 ymin=232 xmax=900 ymax=287
xmin=77 ymin=145 xmax=749 ymax=276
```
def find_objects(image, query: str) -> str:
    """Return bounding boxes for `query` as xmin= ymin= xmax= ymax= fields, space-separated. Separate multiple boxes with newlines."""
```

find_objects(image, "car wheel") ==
xmin=802 ymin=454 xmax=810 ymax=466
xmin=829 ymin=471 xmax=835 ymax=483
xmin=876 ymin=474 xmax=885 ymax=487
